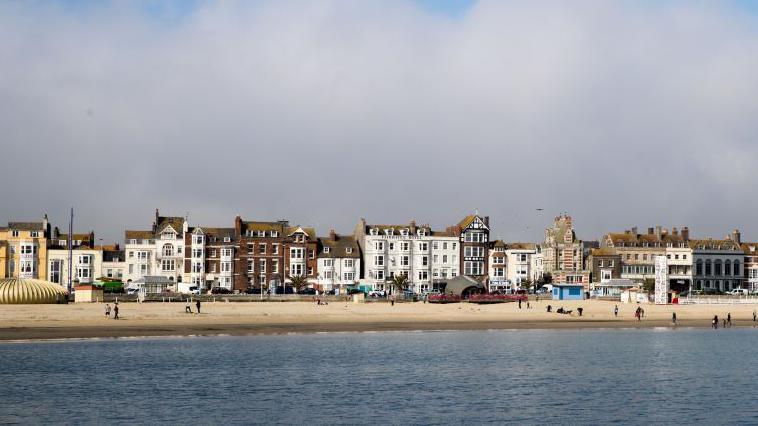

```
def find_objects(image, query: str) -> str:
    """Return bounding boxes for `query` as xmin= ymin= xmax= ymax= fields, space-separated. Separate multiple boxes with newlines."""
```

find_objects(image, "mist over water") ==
xmin=1 ymin=329 xmax=758 ymax=424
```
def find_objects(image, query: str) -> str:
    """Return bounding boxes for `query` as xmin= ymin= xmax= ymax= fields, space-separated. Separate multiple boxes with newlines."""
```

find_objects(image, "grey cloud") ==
xmin=1 ymin=0 xmax=757 ymax=243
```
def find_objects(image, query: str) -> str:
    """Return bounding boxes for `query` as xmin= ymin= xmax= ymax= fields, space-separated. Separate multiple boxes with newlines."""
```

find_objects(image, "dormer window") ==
xmin=370 ymin=228 xmax=378 ymax=236
xmin=11 ymin=230 xmax=19 ymax=237
xmin=162 ymin=232 xmax=174 ymax=240
xmin=30 ymin=231 xmax=39 ymax=238
xmin=271 ymin=231 xmax=278 ymax=238
xmin=400 ymin=229 xmax=408 ymax=236
xmin=324 ymin=247 xmax=330 ymax=253
xmin=387 ymin=229 xmax=394 ymax=236
xmin=60 ymin=240 xmax=67 ymax=246
xmin=258 ymin=231 xmax=265 ymax=237
xmin=223 ymin=237 xmax=231 ymax=242
xmin=346 ymin=247 xmax=353 ymax=254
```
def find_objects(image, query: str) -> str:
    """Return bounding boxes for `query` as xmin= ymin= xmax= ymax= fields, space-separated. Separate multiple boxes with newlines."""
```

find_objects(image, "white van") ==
xmin=730 ymin=289 xmax=749 ymax=296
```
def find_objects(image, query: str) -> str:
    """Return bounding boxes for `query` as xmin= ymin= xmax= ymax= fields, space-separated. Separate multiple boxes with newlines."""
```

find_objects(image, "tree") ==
xmin=522 ymin=279 xmax=534 ymax=293
xmin=289 ymin=275 xmax=309 ymax=293
xmin=390 ymin=273 xmax=408 ymax=295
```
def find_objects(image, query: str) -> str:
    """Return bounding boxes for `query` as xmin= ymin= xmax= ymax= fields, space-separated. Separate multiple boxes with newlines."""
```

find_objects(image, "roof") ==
xmin=605 ymin=229 xmax=686 ymax=246
xmin=242 ymin=221 xmax=286 ymax=233
xmin=492 ymin=240 xmax=506 ymax=248
xmin=742 ymin=243 xmax=758 ymax=254
xmin=507 ymin=242 xmax=536 ymax=250
xmin=688 ymin=239 xmax=741 ymax=251
xmin=8 ymin=222 xmax=44 ymax=231
xmin=286 ymin=226 xmax=316 ymax=239
xmin=590 ymin=247 xmax=619 ymax=257
xmin=103 ymin=250 xmax=125 ymax=262
xmin=317 ymin=235 xmax=360 ymax=258
xmin=457 ymin=215 xmax=475 ymax=229
xmin=0 ymin=278 xmax=68 ymax=304
xmin=125 ymin=230 xmax=154 ymax=240
xmin=553 ymin=282 xmax=585 ymax=287
xmin=155 ymin=216 xmax=185 ymax=234
xmin=444 ymin=275 xmax=484 ymax=296
xmin=194 ymin=227 xmax=236 ymax=243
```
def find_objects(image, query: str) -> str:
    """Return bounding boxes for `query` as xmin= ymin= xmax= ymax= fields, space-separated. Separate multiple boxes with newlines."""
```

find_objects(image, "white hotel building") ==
xmin=124 ymin=210 xmax=187 ymax=287
xmin=355 ymin=219 xmax=459 ymax=294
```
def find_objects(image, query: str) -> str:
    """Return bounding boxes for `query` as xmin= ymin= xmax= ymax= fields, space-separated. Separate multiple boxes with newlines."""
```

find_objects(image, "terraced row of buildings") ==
xmin=1 ymin=210 xmax=756 ymax=294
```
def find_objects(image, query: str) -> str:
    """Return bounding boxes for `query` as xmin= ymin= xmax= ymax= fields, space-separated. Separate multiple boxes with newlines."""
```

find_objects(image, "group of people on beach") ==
xmin=185 ymin=299 xmax=201 ymax=314
xmin=104 ymin=303 xmax=118 ymax=319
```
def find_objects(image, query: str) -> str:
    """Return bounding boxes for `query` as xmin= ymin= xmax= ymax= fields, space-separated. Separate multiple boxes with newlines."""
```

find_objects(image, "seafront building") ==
xmin=0 ymin=216 xmax=50 ymax=280
xmin=123 ymin=210 xmax=187 ymax=287
xmin=541 ymin=214 xmax=589 ymax=285
xmin=354 ymin=218 xmax=459 ymax=294
xmin=314 ymin=230 xmax=361 ymax=292
xmin=46 ymin=229 xmax=101 ymax=286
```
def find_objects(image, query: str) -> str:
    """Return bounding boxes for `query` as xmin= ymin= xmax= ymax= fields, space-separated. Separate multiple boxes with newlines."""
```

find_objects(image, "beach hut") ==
xmin=74 ymin=285 xmax=103 ymax=303
xmin=551 ymin=283 xmax=584 ymax=300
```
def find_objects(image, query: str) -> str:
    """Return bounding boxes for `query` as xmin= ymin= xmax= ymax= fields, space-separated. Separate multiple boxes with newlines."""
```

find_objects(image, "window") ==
xmin=309 ymin=250 xmax=315 ymax=259
xmin=433 ymin=242 xmax=438 ymax=250
xmin=696 ymin=260 xmax=703 ymax=275
xmin=464 ymin=247 xmax=483 ymax=257
xmin=422 ymin=256 xmax=428 ymax=266
xmin=419 ymin=243 xmax=428 ymax=251
xmin=163 ymin=244 xmax=174 ymax=256
xmin=221 ymin=262 xmax=232 ymax=273
xmin=324 ymin=259 xmax=333 ymax=267
xmin=598 ymin=260 xmax=604 ymax=267
xmin=374 ymin=255 xmax=384 ymax=266
xmin=210 ymin=263 xmax=217 ymax=273
xmin=433 ymin=255 xmax=438 ymax=263
xmin=324 ymin=247 xmax=330 ymax=253
xmin=11 ymin=230 xmax=19 ymax=237
xmin=193 ymin=235 xmax=204 ymax=244
xmin=418 ymin=270 xmax=428 ymax=281
xmin=705 ymin=260 xmax=712 ymax=276
xmin=162 ymin=259 xmax=175 ymax=272
xmin=443 ymin=242 xmax=448 ymax=250
xmin=247 ymin=260 xmax=254 ymax=273
xmin=401 ymin=256 xmax=409 ymax=266
xmin=346 ymin=247 xmax=353 ymax=254
xmin=162 ymin=231 xmax=175 ymax=240
xmin=30 ymin=231 xmax=39 ymax=238
xmin=291 ymin=264 xmax=303 ymax=276
xmin=192 ymin=248 xmax=203 ymax=258
xmin=192 ymin=262 xmax=203 ymax=273
xmin=464 ymin=261 xmax=483 ymax=276
xmin=374 ymin=241 xmax=384 ymax=251
xmin=221 ymin=248 xmax=232 ymax=257
xmin=464 ymin=232 xmax=485 ymax=243
xmin=324 ymin=270 xmax=333 ymax=279
xmin=308 ymin=267 xmax=313 ymax=275
xmin=290 ymin=248 xmax=304 ymax=259
xmin=400 ymin=242 xmax=409 ymax=251
xmin=129 ymin=239 xmax=137 ymax=244
xmin=259 ymin=259 xmax=266 ymax=273
xmin=49 ymin=260 xmax=61 ymax=283
xmin=128 ymin=264 xmax=134 ymax=274
xmin=344 ymin=259 xmax=354 ymax=268
xmin=734 ymin=260 xmax=740 ymax=276
xmin=137 ymin=251 xmax=149 ymax=260
xmin=374 ymin=270 xmax=385 ymax=280
xmin=78 ymin=255 xmax=91 ymax=265
xmin=443 ymin=255 xmax=448 ymax=263
xmin=259 ymin=243 xmax=266 ymax=254
xmin=494 ymin=268 xmax=504 ymax=277
xmin=77 ymin=267 xmax=90 ymax=279
xmin=223 ymin=237 xmax=231 ymax=242
xmin=272 ymin=260 xmax=279 ymax=273
xmin=343 ymin=272 xmax=355 ymax=281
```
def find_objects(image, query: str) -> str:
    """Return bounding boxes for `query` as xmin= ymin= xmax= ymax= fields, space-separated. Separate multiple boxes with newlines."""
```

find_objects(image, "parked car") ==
xmin=346 ymin=288 xmax=365 ymax=295
xmin=126 ymin=288 xmax=140 ymax=295
xmin=189 ymin=286 xmax=200 ymax=295
xmin=273 ymin=286 xmax=295 ymax=295
xmin=298 ymin=288 xmax=317 ymax=295
xmin=730 ymin=289 xmax=749 ymax=296
xmin=245 ymin=287 xmax=261 ymax=294
xmin=211 ymin=287 xmax=232 ymax=294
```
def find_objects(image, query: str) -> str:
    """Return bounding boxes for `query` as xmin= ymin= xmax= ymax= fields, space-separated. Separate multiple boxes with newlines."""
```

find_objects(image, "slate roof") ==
xmin=317 ymin=235 xmax=360 ymax=258
xmin=688 ymin=239 xmax=742 ymax=251
xmin=156 ymin=216 xmax=185 ymax=234
xmin=507 ymin=242 xmax=536 ymax=250
xmin=125 ymin=230 xmax=154 ymax=240
xmin=8 ymin=222 xmax=44 ymax=231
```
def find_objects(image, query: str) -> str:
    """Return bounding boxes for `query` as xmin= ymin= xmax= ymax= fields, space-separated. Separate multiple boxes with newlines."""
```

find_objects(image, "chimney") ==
xmin=54 ymin=226 xmax=60 ymax=239
xmin=731 ymin=229 xmax=741 ymax=245
xmin=681 ymin=227 xmax=689 ymax=241
xmin=655 ymin=226 xmax=662 ymax=237
xmin=153 ymin=208 xmax=160 ymax=233
xmin=89 ymin=231 xmax=95 ymax=247
xmin=672 ymin=227 xmax=678 ymax=236
xmin=329 ymin=229 xmax=337 ymax=241
xmin=647 ymin=227 xmax=653 ymax=235
xmin=483 ymin=216 xmax=490 ymax=227
xmin=234 ymin=215 xmax=243 ymax=236
xmin=410 ymin=220 xmax=417 ymax=232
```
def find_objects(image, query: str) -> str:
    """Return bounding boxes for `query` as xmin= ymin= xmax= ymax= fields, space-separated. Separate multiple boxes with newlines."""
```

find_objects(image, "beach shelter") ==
xmin=551 ymin=283 xmax=584 ymax=300
xmin=0 ymin=278 xmax=69 ymax=304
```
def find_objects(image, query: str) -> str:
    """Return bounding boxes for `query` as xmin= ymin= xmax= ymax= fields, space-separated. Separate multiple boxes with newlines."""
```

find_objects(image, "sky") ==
xmin=2 ymin=0 xmax=758 ymax=244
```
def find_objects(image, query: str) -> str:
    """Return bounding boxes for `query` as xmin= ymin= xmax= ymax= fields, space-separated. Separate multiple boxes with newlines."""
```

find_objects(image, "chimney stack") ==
xmin=329 ymin=229 xmax=337 ymax=241
xmin=672 ymin=227 xmax=678 ymax=236
xmin=647 ymin=227 xmax=654 ymax=235
xmin=234 ymin=215 xmax=243 ymax=236
xmin=655 ymin=226 xmax=662 ymax=237
xmin=681 ymin=227 xmax=690 ymax=241
xmin=483 ymin=216 xmax=490 ymax=227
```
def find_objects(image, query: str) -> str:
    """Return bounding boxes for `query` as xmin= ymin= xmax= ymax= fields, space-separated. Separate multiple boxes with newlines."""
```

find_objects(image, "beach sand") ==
xmin=0 ymin=299 xmax=755 ymax=340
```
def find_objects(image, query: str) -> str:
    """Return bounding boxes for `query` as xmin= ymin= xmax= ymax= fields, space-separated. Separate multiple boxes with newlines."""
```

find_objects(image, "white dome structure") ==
xmin=0 ymin=278 xmax=69 ymax=304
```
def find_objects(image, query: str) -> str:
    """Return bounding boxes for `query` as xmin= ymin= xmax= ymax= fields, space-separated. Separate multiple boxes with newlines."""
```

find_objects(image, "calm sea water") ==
xmin=1 ymin=328 xmax=757 ymax=425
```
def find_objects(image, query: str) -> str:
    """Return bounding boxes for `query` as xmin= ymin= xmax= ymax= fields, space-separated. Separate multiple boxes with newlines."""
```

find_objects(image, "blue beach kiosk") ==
xmin=552 ymin=283 xmax=584 ymax=300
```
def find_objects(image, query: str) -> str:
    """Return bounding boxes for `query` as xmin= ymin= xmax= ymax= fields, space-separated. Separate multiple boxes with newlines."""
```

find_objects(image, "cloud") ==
xmin=1 ymin=0 xmax=757 ymax=243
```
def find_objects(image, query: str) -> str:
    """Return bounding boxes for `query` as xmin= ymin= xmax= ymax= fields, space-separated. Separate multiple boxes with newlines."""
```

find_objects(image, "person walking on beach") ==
xmin=723 ymin=318 xmax=727 ymax=328
xmin=753 ymin=310 xmax=756 ymax=323
xmin=614 ymin=305 xmax=619 ymax=317
xmin=577 ymin=307 xmax=583 ymax=317
xmin=727 ymin=313 xmax=731 ymax=327
xmin=640 ymin=307 xmax=645 ymax=318
xmin=390 ymin=294 xmax=395 ymax=307
xmin=518 ymin=299 xmax=522 ymax=309
xmin=105 ymin=304 xmax=111 ymax=318
xmin=185 ymin=301 xmax=193 ymax=314
xmin=672 ymin=312 xmax=677 ymax=325
xmin=635 ymin=307 xmax=641 ymax=321
xmin=196 ymin=299 xmax=201 ymax=314
xmin=713 ymin=315 xmax=718 ymax=329
xmin=114 ymin=305 xmax=119 ymax=320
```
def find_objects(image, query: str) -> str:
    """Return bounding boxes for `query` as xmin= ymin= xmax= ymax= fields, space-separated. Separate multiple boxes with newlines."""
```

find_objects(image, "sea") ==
xmin=1 ymin=328 xmax=757 ymax=425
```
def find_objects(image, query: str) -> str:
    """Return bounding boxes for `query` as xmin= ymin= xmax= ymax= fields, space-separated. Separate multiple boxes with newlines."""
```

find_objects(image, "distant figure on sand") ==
xmin=196 ymin=300 xmax=201 ymax=314
xmin=640 ymin=308 xmax=645 ymax=318
xmin=114 ymin=305 xmax=119 ymax=319
xmin=727 ymin=313 xmax=731 ymax=327
xmin=635 ymin=307 xmax=641 ymax=321
xmin=713 ymin=315 xmax=718 ymax=329
xmin=105 ymin=304 xmax=111 ymax=318
xmin=672 ymin=312 xmax=677 ymax=325
xmin=526 ymin=301 xmax=530 ymax=309
xmin=185 ymin=301 xmax=192 ymax=313
xmin=577 ymin=307 xmax=583 ymax=317
xmin=753 ymin=310 xmax=756 ymax=323
xmin=614 ymin=305 xmax=618 ymax=317
xmin=518 ymin=299 xmax=522 ymax=309
xmin=546 ymin=305 xmax=552 ymax=313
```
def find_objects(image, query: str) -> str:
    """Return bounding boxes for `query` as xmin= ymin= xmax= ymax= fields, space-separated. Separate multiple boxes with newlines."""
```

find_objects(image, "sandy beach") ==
xmin=0 ymin=299 xmax=756 ymax=341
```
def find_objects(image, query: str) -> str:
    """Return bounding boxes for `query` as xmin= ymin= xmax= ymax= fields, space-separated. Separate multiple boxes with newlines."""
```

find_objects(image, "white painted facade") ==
xmin=124 ymin=238 xmax=155 ymax=284
xmin=316 ymin=256 xmax=360 ymax=290
xmin=47 ymin=248 xmax=102 ymax=286
xmin=361 ymin=225 xmax=458 ymax=294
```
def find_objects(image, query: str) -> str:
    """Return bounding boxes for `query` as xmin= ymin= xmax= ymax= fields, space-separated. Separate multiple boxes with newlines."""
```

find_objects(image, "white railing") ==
xmin=679 ymin=295 xmax=758 ymax=304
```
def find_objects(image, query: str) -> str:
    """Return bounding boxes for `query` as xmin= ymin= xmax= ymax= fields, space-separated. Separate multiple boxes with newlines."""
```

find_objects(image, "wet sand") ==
xmin=0 ymin=300 xmax=755 ymax=341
